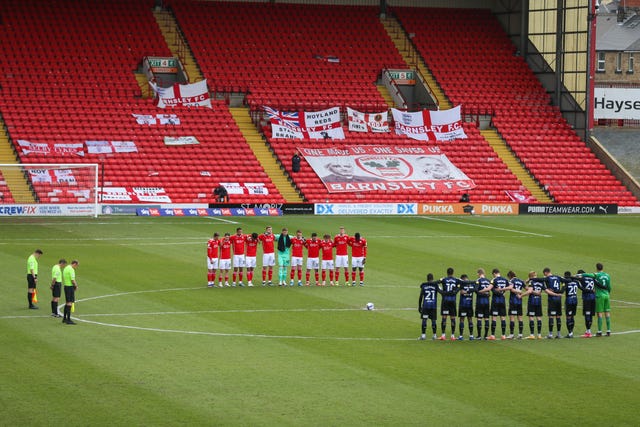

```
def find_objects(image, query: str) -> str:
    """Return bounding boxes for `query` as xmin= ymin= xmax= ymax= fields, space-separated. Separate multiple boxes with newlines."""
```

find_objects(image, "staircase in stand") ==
xmin=381 ymin=16 xmax=451 ymax=110
xmin=153 ymin=9 xmax=203 ymax=83
xmin=376 ymin=84 xmax=395 ymax=109
xmin=0 ymin=126 xmax=35 ymax=203
xmin=480 ymin=129 xmax=553 ymax=203
xmin=229 ymin=108 xmax=303 ymax=203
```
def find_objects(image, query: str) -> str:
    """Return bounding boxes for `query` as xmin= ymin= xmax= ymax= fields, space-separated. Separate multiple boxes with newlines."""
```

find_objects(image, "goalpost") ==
xmin=0 ymin=163 xmax=99 ymax=217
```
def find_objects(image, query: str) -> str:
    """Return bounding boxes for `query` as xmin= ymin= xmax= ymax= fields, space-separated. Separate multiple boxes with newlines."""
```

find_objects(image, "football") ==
xmin=366 ymin=302 xmax=375 ymax=310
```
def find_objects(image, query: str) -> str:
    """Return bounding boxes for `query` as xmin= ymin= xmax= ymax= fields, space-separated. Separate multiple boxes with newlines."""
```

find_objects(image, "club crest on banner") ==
xmin=354 ymin=156 xmax=413 ymax=179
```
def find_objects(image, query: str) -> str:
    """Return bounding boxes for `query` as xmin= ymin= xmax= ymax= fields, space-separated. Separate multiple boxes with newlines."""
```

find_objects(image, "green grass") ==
xmin=1 ymin=215 xmax=639 ymax=426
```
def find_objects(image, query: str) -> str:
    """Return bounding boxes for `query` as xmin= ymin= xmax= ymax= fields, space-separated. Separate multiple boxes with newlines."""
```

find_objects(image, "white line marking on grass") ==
xmin=72 ymin=317 xmax=416 ymax=341
xmin=203 ymin=217 xmax=240 ymax=224
xmin=78 ymin=307 xmax=415 ymax=318
xmin=612 ymin=299 xmax=640 ymax=306
xmin=415 ymin=216 xmax=552 ymax=238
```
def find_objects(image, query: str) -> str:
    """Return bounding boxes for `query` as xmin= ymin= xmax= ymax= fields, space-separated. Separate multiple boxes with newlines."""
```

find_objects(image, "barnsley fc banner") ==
xmin=299 ymin=145 xmax=475 ymax=193
xmin=265 ymin=106 xmax=345 ymax=139
xmin=28 ymin=169 xmax=77 ymax=184
xmin=85 ymin=140 xmax=138 ymax=154
xmin=99 ymin=187 xmax=172 ymax=203
xmin=17 ymin=140 xmax=85 ymax=157
xmin=347 ymin=107 xmax=389 ymax=133
xmin=391 ymin=106 xmax=467 ymax=141
xmin=149 ymin=80 xmax=212 ymax=109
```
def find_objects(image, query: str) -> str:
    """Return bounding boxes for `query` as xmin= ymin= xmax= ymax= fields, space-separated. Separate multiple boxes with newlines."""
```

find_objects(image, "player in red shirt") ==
xmin=258 ymin=226 xmax=276 ymax=286
xmin=348 ymin=232 xmax=367 ymax=286
xmin=289 ymin=230 xmax=306 ymax=286
xmin=218 ymin=233 xmax=232 ymax=287
xmin=245 ymin=232 xmax=259 ymax=287
xmin=304 ymin=232 xmax=321 ymax=286
xmin=229 ymin=227 xmax=247 ymax=286
xmin=320 ymin=234 xmax=336 ymax=286
xmin=206 ymin=232 xmax=220 ymax=287
xmin=333 ymin=226 xmax=350 ymax=286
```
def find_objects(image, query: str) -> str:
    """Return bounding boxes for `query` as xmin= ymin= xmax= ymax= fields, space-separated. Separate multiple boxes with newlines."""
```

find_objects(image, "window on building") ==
xmin=628 ymin=53 xmax=634 ymax=74
xmin=616 ymin=52 xmax=622 ymax=73
xmin=597 ymin=52 xmax=606 ymax=72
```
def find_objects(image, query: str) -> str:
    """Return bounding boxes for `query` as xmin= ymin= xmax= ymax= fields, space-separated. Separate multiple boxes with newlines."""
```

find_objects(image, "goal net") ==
xmin=0 ymin=163 xmax=99 ymax=217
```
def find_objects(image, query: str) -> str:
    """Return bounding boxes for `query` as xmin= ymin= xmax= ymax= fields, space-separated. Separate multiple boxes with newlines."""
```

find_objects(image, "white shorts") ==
xmin=233 ymin=254 xmax=245 ymax=268
xmin=262 ymin=253 xmax=275 ymax=267
xmin=245 ymin=256 xmax=257 ymax=268
xmin=351 ymin=257 xmax=365 ymax=268
xmin=219 ymin=259 xmax=231 ymax=270
xmin=322 ymin=260 xmax=334 ymax=270
xmin=207 ymin=258 xmax=219 ymax=270
xmin=335 ymin=255 xmax=349 ymax=268
xmin=291 ymin=256 xmax=303 ymax=267
xmin=306 ymin=257 xmax=319 ymax=270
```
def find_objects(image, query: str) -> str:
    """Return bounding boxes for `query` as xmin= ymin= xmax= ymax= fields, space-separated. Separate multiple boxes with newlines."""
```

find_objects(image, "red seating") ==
xmin=0 ymin=0 xmax=284 ymax=204
xmin=169 ymin=1 xmax=406 ymax=112
xmin=394 ymin=7 xmax=638 ymax=206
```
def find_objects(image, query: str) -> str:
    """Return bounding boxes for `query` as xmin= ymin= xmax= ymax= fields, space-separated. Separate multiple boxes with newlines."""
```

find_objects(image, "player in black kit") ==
xmin=438 ymin=267 xmax=469 ymax=341
xmin=489 ymin=268 xmax=511 ymax=340
xmin=418 ymin=273 xmax=442 ymax=340
xmin=574 ymin=269 xmax=597 ymax=338
xmin=507 ymin=271 xmax=525 ymax=339
xmin=475 ymin=269 xmax=492 ymax=340
xmin=562 ymin=271 xmax=581 ymax=338
xmin=523 ymin=271 xmax=545 ymax=339
xmin=457 ymin=274 xmax=476 ymax=340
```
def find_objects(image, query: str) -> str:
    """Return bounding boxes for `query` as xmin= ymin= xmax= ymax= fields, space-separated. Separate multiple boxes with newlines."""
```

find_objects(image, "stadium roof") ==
xmin=597 ymin=12 xmax=640 ymax=51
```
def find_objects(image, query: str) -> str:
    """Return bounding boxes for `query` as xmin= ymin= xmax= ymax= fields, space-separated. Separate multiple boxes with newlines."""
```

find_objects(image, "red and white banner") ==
xmin=28 ymin=169 xmax=77 ymax=184
xmin=219 ymin=182 xmax=269 ymax=196
xmin=17 ymin=140 xmax=85 ymax=157
xmin=132 ymin=113 xmax=181 ymax=125
xmin=347 ymin=107 xmax=389 ymax=133
xmin=99 ymin=187 xmax=172 ymax=203
xmin=85 ymin=140 xmax=138 ymax=154
xmin=299 ymin=145 xmax=475 ymax=193
xmin=505 ymin=190 xmax=534 ymax=203
xmin=265 ymin=106 xmax=345 ymax=140
xmin=149 ymin=80 xmax=211 ymax=109
xmin=391 ymin=106 xmax=467 ymax=141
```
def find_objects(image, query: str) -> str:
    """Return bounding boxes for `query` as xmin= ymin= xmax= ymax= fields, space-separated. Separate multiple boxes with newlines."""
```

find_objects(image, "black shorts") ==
xmin=582 ymin=299 xmax=596 ymax=316
xmin=491 ymin=302 xmax=506 ymax=317
xmin=441 ymin=300 xmax=457 ymax=316
xmin=64 ymin=286 xmax=75 ymax=303
xmin=565 ymin=303 xmax=577 ymax=317
xmin=51 ymin=283 xmax=61 ymax=298
xmin=421 ymin=308 xmax=437 ymax=320
xmin=547 ymin=299 xmax=562 ymax=316
xmin=509 ymin=304 xmax=523 ymax=316
xmin=475 ymin=303 xmax=490 ymax=318
xmin=527 ymin=303 xmax=543 ymax=317
xmin=458 ymin=305 xmax=474 ymax=318
xmin=27 ymin=274 xmax=37 ymax=289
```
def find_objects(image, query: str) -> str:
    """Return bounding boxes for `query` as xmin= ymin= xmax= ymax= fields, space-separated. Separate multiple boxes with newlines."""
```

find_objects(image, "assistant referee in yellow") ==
xmin=62 ymin=260 xmax=79 ymax=325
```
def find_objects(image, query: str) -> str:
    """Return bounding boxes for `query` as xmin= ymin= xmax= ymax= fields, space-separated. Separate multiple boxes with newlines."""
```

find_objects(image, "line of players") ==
xmin=206 ymin=226 xmax=367 ymax=287
xmin=418 ymin=265 xmax=612 ymax=341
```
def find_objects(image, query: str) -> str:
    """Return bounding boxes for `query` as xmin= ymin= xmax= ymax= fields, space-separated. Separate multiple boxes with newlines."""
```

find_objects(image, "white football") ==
xmin=366 ymin=302 xmax=375 ymax=310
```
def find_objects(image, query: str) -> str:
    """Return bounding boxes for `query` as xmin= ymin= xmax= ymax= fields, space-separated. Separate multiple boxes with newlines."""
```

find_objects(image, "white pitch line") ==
xmin=73 ymin=317 xmax=415 ymax=341
xmin=415 ymin=216 xmax=552 ymax=237
xmin=76 ymin=307 xmax=414 ymax=318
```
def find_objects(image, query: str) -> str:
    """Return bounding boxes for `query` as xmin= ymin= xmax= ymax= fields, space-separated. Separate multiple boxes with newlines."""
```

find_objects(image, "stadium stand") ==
xmin=0 ymin=1 xmax=635 ymax=206
xmin=394 ymin=7 xmax=638 ymax=206
xmin=0 ymin=172 xmax=15 ymax=204
xmin=172 ymin=1 xmax=533 ymax=203
xmin=0 ymin=0 xmax=284 ymax=204
xmin=169 ymin=0 xmax=406 ymax=112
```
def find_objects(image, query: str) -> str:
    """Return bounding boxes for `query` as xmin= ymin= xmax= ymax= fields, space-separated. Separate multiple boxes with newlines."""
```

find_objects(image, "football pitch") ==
xmin=1 ymin=214 xmax=639 ymax=426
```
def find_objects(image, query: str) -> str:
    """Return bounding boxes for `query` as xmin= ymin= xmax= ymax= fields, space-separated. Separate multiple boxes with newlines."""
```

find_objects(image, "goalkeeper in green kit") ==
xmin=581 ymin=263 xmax=611 ymax=337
